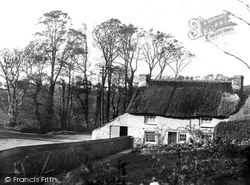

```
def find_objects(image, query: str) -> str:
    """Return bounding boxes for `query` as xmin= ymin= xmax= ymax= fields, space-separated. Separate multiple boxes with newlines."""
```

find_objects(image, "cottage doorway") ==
xmin=120 ymin=126 xmax=128 ymax=136
xmin=168 ymin=132 xmax=177 ymax=144
xmin=110 ymin=126 xmax=128 ymax=138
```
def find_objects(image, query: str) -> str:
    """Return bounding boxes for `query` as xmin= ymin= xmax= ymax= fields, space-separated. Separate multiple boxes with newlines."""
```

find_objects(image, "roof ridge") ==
xmin=150 ymin=79 xmax=231 ymax=83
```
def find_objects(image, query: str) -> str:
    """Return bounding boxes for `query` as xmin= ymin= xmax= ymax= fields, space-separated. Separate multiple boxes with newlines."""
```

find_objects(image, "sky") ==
xmin=0 ymin=0 xmax=250 ymax=84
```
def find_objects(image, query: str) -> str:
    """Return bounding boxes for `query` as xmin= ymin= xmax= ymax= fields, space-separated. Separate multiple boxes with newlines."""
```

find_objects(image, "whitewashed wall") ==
xmin=92 ymin=113 xmax=228 ymax=144
xmin=92 ymin=113 xmax=146 ymax=140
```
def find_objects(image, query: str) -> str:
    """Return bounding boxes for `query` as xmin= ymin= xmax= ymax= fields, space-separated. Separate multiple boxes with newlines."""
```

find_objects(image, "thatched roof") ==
xmin=229 ymin=95 xmax=250 ymax=121
xmin=126 ymin=79 xmax=240 ymax=118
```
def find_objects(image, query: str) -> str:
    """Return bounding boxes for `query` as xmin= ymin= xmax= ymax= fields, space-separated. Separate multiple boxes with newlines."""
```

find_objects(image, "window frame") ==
xmin=200 ymin=117 xmax=213 ymax=127
xmin=179 ymin=133 xmax=187 ymax=142
xmin=201 ymin=134 xmax=213 ymax=140
xmin=144 ymin=131 xmax=156 ymax=143
xmin=145 ymin=115 xmax=157 ymax=124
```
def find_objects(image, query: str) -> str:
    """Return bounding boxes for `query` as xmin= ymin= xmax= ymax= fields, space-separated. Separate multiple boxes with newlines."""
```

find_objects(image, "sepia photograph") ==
xmin=0 ymin=0 xmax=250 ymax=184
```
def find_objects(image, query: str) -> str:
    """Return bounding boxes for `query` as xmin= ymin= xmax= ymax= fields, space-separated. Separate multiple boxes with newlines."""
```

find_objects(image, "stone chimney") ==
xmin=231 ymin=75 xmax=244 ymax=95
xmin=138 ymin=74 xmax=150 ymax=87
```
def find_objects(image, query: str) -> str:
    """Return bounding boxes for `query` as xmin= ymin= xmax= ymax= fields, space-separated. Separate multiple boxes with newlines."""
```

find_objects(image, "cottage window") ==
xmin=145 ymin=131 xmax=156 ymax=142
xmin=145 ymin=115 xmax=156 ymax=124
xmin=201 ymin=134 xmax=212 ymax=140
xmin=179 ymin=133 xmax=186 ymax=142
xmin=200 ymin=118 xmax=213 ymax=126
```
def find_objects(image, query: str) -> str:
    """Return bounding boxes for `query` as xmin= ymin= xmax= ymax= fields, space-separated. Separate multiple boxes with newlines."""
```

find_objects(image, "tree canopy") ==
xmin=0 ymin=10 xmax=194 ymax=132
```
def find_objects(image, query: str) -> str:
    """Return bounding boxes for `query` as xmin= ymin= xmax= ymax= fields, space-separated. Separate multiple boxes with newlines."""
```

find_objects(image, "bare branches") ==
xmin=93 ymin=18 xmax=124 ymax=122
xmin=140 ymin=29 xmax=174 ymax=78
xmin=223 ymin=10 xmax=250 ymax=26
xmin=165 ymin=45 xmax=195 ymax=78
xmin=0 ymin=48 xmax=29 ymax=125
xmin=206 ymin=1 xmax=250 ymax=73
xmin=36 ymin=10 xmax=72 ymax=84
xmin=208 ymin=40 xmax=250 ymax=70
xmin=119 ymin=24 xmax=142 ymax=75
xmin=237 ymin=0 xmax=250 ymax=11
xmin=222 ymin=0 xmax=250 ymax=26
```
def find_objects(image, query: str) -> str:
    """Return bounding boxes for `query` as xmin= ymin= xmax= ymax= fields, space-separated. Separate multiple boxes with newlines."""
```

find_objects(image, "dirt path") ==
xmin=0 ymin=138 xmax=62 ymax=150
xmin=0 ymin=130 xmax=92 ymax=150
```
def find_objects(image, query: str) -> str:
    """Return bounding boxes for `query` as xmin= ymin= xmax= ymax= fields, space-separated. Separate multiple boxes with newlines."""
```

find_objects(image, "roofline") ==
xmin=149 ymin=79 xmax=232 ymax=84
xmin=128 ymin=113 xmax=229 ymax=119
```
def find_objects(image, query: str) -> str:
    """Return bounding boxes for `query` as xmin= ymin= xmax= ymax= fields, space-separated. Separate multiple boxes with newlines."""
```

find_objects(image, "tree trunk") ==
xmin=124 ymin=60 xmax=128 ymax=111
xmin=46 ymin=50 xmax=56 ymax=132
xmin=106 ymin=65 xmax=112 ymax=123
xmin=46 ymin=83 xmax=55 ymax=132
xmin=84 ymin=78 xmax=89 ymax=129
xmin=65 ymin=80 xmax=71 ymax=129
xmin=33 ymin=83 xmax=46 ymax=133
xmin=60 ymin=81 xmax=67 ymax=130
xmin=8 ymin=88 xmax=18 ymax=127
xmin=94 ymin=90 xmax=101 ymax=127
xmin=128 ymin=71 xmax=135 ymax=104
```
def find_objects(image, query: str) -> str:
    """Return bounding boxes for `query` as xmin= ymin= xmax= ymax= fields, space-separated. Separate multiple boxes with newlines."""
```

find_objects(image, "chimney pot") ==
xmin=138 ymin=74 xmax=150 ymax=87
xmin=231 ymin=75 xmax=244 ymax=95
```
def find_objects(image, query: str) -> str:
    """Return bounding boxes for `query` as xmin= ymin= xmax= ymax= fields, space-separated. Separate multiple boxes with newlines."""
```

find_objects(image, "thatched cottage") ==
xmin=92 ymin=75 xmax=244 ymax=145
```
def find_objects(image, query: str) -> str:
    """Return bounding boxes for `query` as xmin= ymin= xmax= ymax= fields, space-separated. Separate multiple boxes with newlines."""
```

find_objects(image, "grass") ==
xmin=49 ymin=149 xmax=228 ymax=185
xmin=90 ymin=150 xmax=210 ymax=184
xmin=28 ymin=142 xmax=250 ymax=184
xmin=104 ymin=152 xmax=178 ymax=184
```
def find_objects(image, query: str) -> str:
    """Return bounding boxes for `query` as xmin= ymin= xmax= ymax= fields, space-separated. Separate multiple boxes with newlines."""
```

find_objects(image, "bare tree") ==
xmin=155 ymin=39 xmax=178 ymax=79
xmin=24 ymin=41 xmax=48 ymax=131
xmin=93 ymin=18 xmax=123 ymax=123
xmin=67 ymin=25 xmax=92 ymax=129
xmin=0 ymin=49 xmax=28 ymax=126
xmin=141 ymin=29 xmax=173 ymax=78
xmin=119 ymin=24 xmax=142 ymax=109
xmin=110 ymin=65 xmax=125 ymax=118
xmin=166 ymin=46 xmax=195 ymax=78
xmin=35 ymin=10 xmax=72 ymax=131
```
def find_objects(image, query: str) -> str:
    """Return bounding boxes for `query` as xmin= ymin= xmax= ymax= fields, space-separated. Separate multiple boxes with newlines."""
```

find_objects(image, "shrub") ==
xmin=214 ymin=120 xmax=250 ymax=142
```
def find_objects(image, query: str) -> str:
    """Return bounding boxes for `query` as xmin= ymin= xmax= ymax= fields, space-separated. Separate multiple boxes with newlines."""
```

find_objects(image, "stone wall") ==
xmin=0 ymin=136 xmax=132 ymax=183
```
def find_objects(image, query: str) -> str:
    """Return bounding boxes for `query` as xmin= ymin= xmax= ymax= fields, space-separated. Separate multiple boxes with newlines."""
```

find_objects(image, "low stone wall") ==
xmin=0 ymin=136 xmax=132 ymax=183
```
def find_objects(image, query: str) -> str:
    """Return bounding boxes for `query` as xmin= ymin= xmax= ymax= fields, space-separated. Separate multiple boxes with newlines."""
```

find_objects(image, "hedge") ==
xmin=214 ymin=120 xmax=250 ymax=141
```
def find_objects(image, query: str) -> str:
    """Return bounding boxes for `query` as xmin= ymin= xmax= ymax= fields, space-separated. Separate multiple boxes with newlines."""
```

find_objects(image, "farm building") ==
xmin=92 ymin=74 xmax=244 ymax=145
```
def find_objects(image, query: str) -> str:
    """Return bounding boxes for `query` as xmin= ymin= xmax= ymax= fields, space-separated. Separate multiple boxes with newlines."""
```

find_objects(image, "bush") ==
xmin=214 ymin=120 xmax=250 ymax=142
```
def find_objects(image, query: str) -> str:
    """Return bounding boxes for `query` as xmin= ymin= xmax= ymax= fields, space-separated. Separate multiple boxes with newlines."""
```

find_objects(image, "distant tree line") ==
xmin=0 ymin=10 xmax=194 ymax=133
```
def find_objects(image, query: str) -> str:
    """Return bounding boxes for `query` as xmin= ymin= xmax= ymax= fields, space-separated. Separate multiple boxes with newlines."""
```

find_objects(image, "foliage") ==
xmin=93 ymin=18 xmax=124 ymax=124
xmin=0 ymin=48 xmax=29 ymax=126
xmin=42 ymin=140 xmax=250 ymax=185
xmin=0 ymin=10 xmax=194 ymax=132
xmin=214 ymin=120 xmax=250 ymax=142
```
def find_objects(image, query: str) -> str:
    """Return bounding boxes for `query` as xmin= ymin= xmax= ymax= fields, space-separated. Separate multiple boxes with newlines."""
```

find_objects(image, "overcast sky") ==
xmin=1 ymin=0 xmax=250 ymax=84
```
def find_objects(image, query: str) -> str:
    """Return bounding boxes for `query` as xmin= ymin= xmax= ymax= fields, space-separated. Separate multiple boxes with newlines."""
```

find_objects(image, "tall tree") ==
xmin=141 ymin=29 xmax=172 ymax=78
xmin=35 ymin=10 xmax=72 ymax=131
xmin=110 ymin=65 xmax=125 ymax=119
xmin=166 ymin=46 xmax=195 ymax=78
xmin=119 ymin=24 xmax=142 ymax=109
xmin=66 ymin=24 xmax=91 ymax=129
xmin=0 ymin=49 xmax=28 ymax=126
xmin=23 ymin=41 xmax=49 ymax=132
xmin=155 ymin=39 xmax=178 ymax=79
xmin=93 ymin=18 xmax=123 ymax=123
